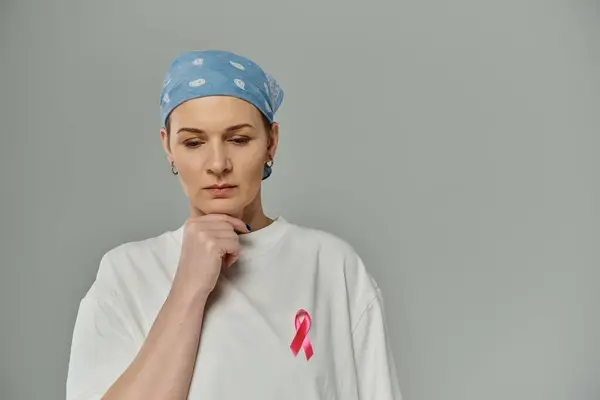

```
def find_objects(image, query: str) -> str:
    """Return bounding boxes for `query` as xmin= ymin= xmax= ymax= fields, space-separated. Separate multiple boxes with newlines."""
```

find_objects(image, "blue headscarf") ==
xmin=159 ymin=49 xmax=284 ymax=128
xmin=159 ymin=50 xmax=284 ymax=180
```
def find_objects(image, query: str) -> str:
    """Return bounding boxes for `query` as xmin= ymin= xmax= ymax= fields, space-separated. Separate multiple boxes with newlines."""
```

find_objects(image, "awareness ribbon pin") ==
xmin=290 ymin=308 xmax=314 ymax=360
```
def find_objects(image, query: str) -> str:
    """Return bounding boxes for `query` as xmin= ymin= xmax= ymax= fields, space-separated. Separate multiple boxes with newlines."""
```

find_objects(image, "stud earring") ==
xmin=262 ymin=159 xmax=274 ymax=180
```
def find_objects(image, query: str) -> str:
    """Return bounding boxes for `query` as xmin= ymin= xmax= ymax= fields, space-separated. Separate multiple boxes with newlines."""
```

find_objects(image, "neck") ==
xmin=239 ymin=191 xmax=273 ymax=231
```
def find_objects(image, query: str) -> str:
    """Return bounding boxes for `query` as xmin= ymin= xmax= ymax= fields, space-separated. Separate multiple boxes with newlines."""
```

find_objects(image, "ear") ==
xmin=160 ymin=127 xmax=173 ymax=164
xmin=267 ymin=122 xmax=280 ymax=161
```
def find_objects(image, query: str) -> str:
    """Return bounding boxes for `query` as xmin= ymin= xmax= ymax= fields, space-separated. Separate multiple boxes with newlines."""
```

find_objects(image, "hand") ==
xmin=172 ymin=214 xmax=250 ymax=298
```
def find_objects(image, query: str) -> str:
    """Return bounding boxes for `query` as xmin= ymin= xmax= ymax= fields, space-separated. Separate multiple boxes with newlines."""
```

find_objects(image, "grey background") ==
xmin=1 ymin=0 xmax=598 ymax=399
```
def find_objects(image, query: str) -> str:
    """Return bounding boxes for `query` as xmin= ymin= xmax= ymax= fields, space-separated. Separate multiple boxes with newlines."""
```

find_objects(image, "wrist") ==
xmin=169 ymin=279 xmax=212 ymax=308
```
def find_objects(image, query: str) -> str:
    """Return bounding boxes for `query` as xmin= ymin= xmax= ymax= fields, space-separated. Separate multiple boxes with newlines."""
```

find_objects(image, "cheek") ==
xmin=178 ymin=157 xmax=201 ymax=175
xmin=235 ymin=157 xmax=265 ymax=199
xmin=175 ymin=157 xmax=204 ymax=189
xmin=238 ymin=155 xmax=265 ymax=179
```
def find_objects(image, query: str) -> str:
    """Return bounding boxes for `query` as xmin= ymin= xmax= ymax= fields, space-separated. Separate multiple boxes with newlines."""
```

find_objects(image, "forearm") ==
xmin=102 ymin=285 xmax=209 ymax=400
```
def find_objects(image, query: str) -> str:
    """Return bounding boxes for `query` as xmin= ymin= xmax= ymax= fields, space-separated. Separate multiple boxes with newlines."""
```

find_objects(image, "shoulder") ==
xmin=283 ymin=218 xmax=381 ymax=303
xmin=104 ymin=226 xmax=179 ymax=263
xmin=85 ymin=225 xmax=182 ymax=300
xmin=284 ymin=218 xmax=358 ymax=257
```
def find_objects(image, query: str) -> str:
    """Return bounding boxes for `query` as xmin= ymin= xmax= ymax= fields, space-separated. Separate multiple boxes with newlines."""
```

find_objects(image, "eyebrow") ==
xmin=176 ymin=123 xmax=255 ymax=135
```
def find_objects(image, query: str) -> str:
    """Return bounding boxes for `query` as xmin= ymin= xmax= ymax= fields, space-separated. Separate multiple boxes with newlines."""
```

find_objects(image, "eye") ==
xmin=230 ymin=137 xmax=251 ymax=145
xmin=184 ymin=140 xmax=203 ymax=148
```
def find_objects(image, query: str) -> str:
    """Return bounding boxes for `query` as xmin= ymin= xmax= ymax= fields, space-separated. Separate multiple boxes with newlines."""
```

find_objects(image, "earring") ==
xmin=262 ymin=159 xmax=274 ymax=180
xmin=170 ymin=161 xmax=178 ymax=175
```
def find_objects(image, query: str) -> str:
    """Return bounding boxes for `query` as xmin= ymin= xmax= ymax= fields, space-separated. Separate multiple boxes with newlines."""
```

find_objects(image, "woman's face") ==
xmin=161 ymin=96 xmax=278 ymax=217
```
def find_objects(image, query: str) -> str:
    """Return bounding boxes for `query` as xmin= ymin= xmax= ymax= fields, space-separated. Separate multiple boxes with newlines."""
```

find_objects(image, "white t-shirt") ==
xmin=66 ymin=216 xmax=402 ymax=400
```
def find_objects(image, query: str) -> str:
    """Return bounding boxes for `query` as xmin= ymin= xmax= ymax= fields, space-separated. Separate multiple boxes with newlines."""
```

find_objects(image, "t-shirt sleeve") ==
xmin=66 ymin=259 xmax=140 ymax=400
xmin=352 ymin=287 xmax=403 ymax=400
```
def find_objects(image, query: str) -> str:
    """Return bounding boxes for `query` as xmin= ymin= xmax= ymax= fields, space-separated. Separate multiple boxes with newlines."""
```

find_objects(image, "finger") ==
xmin=210 ymin=230 xmax=240 ymax=239
xmin=217 ymin=237 xmax=240 ymax=257
xmin=219 ymin=238 xmax=241 ymax=264
xmin=222 ymin=253 xmax=239 ymax=269
xmin=194 ymin=214 xmax=250 ymax=233
xmin=195 ymin=220 xmax=246 ymax=236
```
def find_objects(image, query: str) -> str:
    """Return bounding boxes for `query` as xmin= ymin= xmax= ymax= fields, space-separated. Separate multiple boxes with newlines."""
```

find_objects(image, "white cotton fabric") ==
xmin=66 ymin=216 xmax=402 ymax=400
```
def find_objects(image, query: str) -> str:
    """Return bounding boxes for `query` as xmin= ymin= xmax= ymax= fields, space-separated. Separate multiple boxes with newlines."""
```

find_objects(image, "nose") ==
xmin=206 ymin=142 xmax=232 ymax=176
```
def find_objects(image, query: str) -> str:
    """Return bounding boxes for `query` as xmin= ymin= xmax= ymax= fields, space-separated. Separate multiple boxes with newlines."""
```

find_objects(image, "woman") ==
xmin=66 ymin=49 xmax=402 ymax=400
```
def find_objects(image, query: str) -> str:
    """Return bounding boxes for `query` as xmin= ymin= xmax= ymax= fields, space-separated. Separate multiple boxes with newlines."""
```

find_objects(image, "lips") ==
xmin=205 ymin=184 xmax=236 ymax=190
xmin=204 ymin=184 xmax=237 ymax=198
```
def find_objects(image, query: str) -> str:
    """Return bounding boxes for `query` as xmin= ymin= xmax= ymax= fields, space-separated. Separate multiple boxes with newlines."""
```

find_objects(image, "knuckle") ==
xmin=184 ymin=217 xmax=197 ymax=227
xmin=204 ymin=238 xmax=218 ymax=253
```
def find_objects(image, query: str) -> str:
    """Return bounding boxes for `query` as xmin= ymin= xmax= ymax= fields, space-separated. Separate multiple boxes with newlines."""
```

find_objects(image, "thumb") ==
xmin=222 ymin=253 xmax=239 ymax=269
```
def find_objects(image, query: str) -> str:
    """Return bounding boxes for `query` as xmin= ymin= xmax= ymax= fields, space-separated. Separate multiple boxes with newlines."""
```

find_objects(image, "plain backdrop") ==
xmin=1 ymin=0 xmax=599 ymax=399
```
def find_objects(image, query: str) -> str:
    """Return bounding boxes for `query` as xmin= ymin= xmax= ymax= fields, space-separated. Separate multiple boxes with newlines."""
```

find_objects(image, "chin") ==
xmin=197 ymin=198 xmax=245 ymax=216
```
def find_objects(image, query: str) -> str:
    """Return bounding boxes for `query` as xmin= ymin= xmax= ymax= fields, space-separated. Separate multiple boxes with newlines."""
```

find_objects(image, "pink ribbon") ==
xmin=290 ymin=308 xmax=314 ymax=360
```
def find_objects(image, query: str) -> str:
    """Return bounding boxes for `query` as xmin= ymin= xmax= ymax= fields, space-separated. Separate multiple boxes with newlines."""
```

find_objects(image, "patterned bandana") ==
xmin=159 ymin=49 xmax=284 ymax=128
